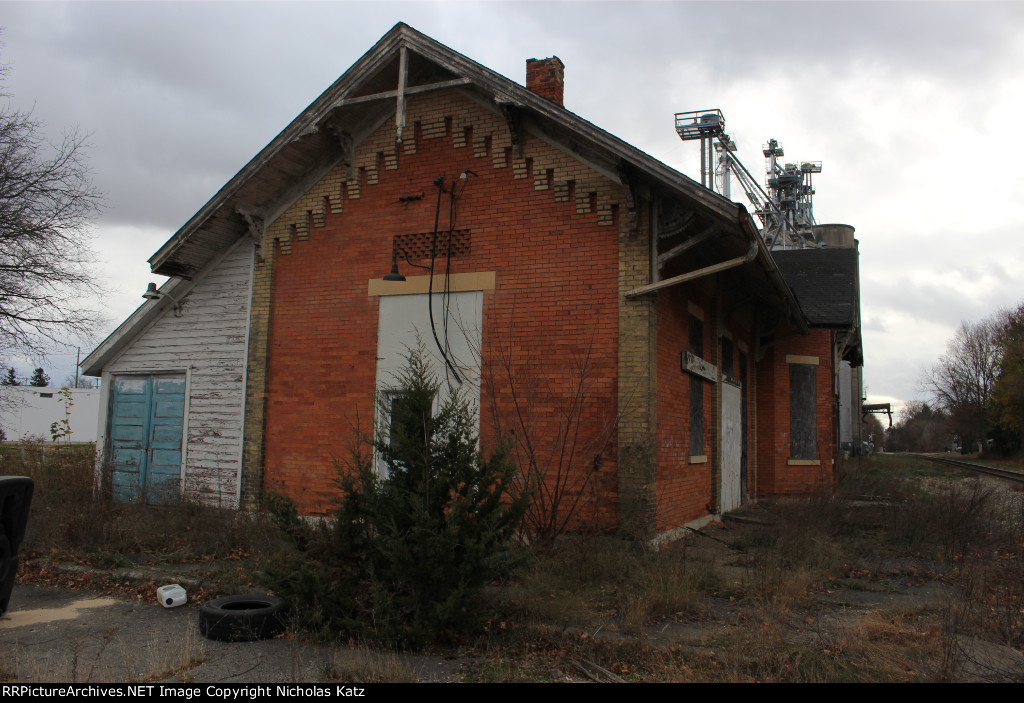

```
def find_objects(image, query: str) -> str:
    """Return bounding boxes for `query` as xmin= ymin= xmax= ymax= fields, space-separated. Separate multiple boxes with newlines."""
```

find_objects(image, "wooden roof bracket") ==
xmin=626 ymin=242 xmax=757 ymax=298
xmin=324 ymin=119 xmax=355 ymax=179
xmin=617 ymin=162 xmax=640 ymax=238
xmin=500 ymin=103 xmax=523 ymax=158
xmin=235 ymin=204 xmax=267 ymax=261
xmin=658 ymin=209 xmax=695 ymax=241
xmin=756 ymin=328 xmax=800 ymax=362
xmin=656 ymin=224 xmax=718 ymax=268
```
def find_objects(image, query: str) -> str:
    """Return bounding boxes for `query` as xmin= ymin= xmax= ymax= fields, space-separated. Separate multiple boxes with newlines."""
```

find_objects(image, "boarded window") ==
xmin=739 ymin=349 xmax=749 ymax=494
xmin=789 ymin=363 xmax=817 ymax=459
xmin=721 ymin=337 xmax=734 ymax=382
xmin=689 ymin=315 xmax=704 ymax=456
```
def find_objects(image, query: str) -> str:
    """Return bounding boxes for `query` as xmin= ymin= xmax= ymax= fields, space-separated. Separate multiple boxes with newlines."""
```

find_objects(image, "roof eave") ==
xmin=148 ymin=23 xmax=415 ymax=274
xmin=738 ymin=206 xmax=809 ymax=334
xmin=147 ymin=22 xmax=741 ymax=275
xmin=81 ymin=277 xmax=195 ymax=376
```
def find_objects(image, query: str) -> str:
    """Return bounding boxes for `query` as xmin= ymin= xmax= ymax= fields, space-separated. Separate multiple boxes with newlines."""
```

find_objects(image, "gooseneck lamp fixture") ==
xmin=383 ymin=248 xmax=431 ymax=282
xmin=383 ymin=255 xmax=406 ymax=282
xmin=142 ymin=282 xmax=184 ymax=317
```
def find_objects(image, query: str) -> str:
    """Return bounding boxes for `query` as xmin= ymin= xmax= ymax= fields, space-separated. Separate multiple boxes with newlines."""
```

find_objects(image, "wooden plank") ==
xmin=108 ymin=244 xmax=251 ymax=507
xmin=656 ymin=224 xmax=718 ymax=267
xmin=331 ymin=77 xmax=472 ymax=107
xmin=626 ymin=244 xmax=757 ymax=298
xmin=395 ymin=45 xmax=407 ymax=142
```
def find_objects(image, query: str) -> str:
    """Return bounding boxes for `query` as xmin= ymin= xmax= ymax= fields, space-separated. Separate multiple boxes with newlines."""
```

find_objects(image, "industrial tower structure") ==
xmin=674 ymin=110 xmax=822 ymax=250
xmin=674 ymin=109 xmax=865 ymax=457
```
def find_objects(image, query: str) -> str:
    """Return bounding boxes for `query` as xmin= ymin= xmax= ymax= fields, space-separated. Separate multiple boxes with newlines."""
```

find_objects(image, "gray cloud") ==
xmin=1 ymin=1 xmax=1021 ymax=405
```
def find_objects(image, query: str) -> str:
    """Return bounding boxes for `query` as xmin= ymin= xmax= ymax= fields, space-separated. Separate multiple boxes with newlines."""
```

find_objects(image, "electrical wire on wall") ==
xmin=423 ymin=170 xmax=478 ymax=390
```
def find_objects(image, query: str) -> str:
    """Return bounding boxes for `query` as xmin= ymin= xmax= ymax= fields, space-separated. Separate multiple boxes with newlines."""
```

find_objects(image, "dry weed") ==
xmin=329 ymin=647 xmax=417 ymax=683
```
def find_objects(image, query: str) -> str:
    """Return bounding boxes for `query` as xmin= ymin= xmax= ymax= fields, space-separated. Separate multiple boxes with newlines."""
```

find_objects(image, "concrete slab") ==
xmin=0 ymin=586 xmax=458 ymax=683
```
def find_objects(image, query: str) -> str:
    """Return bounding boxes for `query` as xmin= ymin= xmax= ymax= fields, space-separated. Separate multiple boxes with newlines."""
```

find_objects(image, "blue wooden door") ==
xmin=108 ymin=375 xmax=185 ymax=504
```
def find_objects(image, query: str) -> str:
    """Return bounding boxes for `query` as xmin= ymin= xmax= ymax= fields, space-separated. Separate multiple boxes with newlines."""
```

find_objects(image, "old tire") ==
xmin=198 ymin=595 xmax=287 ymax=642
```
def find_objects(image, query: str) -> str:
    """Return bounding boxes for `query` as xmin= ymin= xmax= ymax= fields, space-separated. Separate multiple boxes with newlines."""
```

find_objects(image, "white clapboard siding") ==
xmin=105 ymin=241 xmax=253 ymax=508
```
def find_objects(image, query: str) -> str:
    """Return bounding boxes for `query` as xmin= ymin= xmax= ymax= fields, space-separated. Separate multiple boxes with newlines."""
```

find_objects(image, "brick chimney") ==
xmin=526 ymin=57 xmax=565 ymax=107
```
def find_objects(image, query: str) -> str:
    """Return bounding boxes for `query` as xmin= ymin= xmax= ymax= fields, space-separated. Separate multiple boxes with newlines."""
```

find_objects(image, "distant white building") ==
xmin=0 ymin=387 xmax=100 ymax=443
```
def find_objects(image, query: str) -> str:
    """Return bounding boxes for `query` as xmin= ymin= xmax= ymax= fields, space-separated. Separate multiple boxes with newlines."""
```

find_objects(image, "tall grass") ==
xmin=2 ymin=440 xmax=285 ymax=564
xmin=496 ymin=536 xmax=716 ymax=632
xmin=6 ymin=443 xmax=1023 ymax=682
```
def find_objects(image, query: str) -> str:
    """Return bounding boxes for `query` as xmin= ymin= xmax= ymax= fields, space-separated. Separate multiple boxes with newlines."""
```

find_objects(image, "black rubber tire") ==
xmin=198 ymin=595 xmax=287 ymax=642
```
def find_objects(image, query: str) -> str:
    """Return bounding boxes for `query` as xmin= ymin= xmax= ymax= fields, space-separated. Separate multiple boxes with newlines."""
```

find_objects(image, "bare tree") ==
xmin=61 ymin=372 xmax=95 ymax=389
xmin=0 ymin=57 xmax=103 ymax=357
xmin=885 ymin=400 xmax=950 ymax=453
xmin=481 ymin=321 xmax=619 ymax=542
xmin=923 ymin=318 xmax=1001 ymax=452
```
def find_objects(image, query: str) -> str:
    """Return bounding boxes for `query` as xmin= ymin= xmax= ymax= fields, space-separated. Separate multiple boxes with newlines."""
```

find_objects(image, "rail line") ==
xmin=911 ymin=454 xmax=1024 ymax=484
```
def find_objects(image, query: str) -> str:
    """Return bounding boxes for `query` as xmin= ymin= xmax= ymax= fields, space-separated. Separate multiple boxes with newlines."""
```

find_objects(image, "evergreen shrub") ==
xmin=264 ymin=345 xmax=529 ymax=645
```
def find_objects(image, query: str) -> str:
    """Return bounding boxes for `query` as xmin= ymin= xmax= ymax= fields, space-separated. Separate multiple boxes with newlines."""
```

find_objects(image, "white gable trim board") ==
xmin=94 ymin=238 xmax=255 ymax=508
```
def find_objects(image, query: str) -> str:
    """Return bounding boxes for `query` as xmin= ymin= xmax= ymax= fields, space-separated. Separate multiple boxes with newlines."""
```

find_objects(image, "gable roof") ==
xmin=145 ymin=23 xmax=798 ymax=317
xmin=85 ymin=23 xmax=810 ymax=376
xmin=81 ymin=237 xmax=247 ymax=376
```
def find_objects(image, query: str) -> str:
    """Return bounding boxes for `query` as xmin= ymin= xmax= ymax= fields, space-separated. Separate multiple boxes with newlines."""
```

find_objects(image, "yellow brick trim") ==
xmin=787 ymin=459 xmax=821 ymax=466
xmin=689 ymin=455 xmax=708 ymax=464
xmin=786 ymin=354 xmax=819 ymax=365
xmin=687 ymin=302 xmax=704 ymax=320
xmin=272 ymin=91 xmax=625 ymax=259
xmin=368 ymin=271 xmax=496 ymax=296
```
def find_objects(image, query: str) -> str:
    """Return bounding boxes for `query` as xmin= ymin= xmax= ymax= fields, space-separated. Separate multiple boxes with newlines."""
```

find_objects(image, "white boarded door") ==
xmin=375 ymin=292 xmax=483 ymax=472
xmin=720 ymin=380 xmax=742 ymax=513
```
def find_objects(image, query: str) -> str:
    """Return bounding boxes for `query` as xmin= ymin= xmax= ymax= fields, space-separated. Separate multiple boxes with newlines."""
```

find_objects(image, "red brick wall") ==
xmin=655 ymin=286 xmax=715 ymax=530
xmin=653 ymin=286 xmax=758 ymax=530
xmin=754 ymin=329 xmax=837 ymax=495
xmin=262 ymin=91 xmax=621 ymax=524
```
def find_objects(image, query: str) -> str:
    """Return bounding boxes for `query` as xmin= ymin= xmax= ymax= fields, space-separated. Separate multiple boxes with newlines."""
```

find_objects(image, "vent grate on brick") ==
xmin=393 ymin=230 xmax=471 ymax=261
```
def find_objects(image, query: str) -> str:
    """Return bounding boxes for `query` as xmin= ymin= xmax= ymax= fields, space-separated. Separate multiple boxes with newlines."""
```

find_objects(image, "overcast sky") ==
xmin=2 ymin=1 xmax=1021 ymax=413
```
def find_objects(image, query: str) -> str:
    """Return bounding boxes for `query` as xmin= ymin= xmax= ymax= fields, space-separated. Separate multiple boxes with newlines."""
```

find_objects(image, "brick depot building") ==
xmin=83 ymin=24 xmax=861 ymax=541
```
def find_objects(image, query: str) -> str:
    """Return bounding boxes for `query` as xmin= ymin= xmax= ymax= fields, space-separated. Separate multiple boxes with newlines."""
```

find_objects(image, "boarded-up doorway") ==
xmin=375 ymin=291 xmax=483 ymax=475
xmin=720 ymin=379 xmax=742 ymax=513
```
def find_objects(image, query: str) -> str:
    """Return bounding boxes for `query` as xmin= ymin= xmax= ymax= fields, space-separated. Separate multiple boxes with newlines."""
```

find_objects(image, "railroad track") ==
xmin=911 ymin=454 xmax=1024 ymax=484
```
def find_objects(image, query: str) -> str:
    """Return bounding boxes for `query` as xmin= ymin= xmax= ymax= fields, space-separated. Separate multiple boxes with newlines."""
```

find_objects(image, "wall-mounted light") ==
xmin=143 ymin=282 xmax=184 ymax=317
xmin=382 ymin=248 xmax=431 ymax=282
xmin=383 ymin=255 xmax=406 ymax=282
